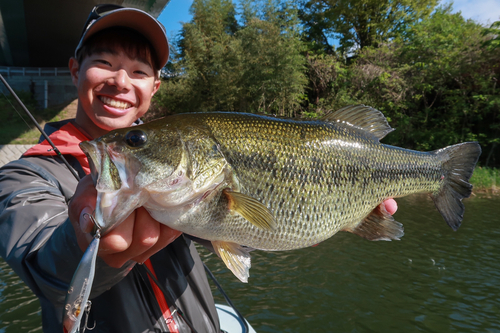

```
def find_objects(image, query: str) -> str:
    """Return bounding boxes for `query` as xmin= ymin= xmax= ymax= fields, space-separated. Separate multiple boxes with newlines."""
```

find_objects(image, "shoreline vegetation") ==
xmin=0 ymin=95 xmax=497 ymax=194
xmin=469 ymin=167 xmax=499 ymax=195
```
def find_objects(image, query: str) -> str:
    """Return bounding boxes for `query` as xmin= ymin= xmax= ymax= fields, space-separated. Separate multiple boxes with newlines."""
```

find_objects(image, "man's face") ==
xmin=70 ymin=47 xmax=161 ymax=138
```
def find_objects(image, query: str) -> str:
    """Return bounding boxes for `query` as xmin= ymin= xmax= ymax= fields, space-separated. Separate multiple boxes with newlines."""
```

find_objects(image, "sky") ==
xmin=157 ymin=0 xmax=500 ymax=42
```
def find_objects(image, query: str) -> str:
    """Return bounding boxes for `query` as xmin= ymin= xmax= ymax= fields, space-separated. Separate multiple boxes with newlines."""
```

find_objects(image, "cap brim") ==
xmin=75 ymin=8 xmax=169 ymax=68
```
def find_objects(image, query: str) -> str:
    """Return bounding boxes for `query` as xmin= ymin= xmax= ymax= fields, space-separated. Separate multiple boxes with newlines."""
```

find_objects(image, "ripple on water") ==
xmin=0 ymin=259 xmax=41 ymax=332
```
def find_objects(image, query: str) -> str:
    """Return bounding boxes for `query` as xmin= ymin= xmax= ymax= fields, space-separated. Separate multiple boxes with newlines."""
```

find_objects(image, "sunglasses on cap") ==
xmin=79 ymin=4 xmax=124 ymax=39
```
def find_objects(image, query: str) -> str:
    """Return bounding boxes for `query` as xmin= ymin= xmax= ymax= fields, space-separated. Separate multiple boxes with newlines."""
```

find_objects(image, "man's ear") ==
xmin=151 ymin=79 xmax=161 ymax=97
xmin=68 ymin=57 xmax=79 ymax=86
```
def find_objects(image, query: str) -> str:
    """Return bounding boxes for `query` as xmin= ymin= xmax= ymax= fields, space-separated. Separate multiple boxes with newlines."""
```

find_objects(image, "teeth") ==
xmin=99 ymin=96 xmax=132 ymax=109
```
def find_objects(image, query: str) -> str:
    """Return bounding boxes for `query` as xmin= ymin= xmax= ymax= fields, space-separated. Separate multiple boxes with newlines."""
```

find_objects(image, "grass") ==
xmin=0 ymin=91 xmax=77 ymax=145
xmin=470 ymin=166 xmax=499 ymax=193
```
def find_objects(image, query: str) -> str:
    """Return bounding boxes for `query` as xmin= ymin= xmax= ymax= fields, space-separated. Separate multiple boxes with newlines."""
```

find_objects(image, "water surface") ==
xmin=0 ymin=194 xmax=499 ymax=332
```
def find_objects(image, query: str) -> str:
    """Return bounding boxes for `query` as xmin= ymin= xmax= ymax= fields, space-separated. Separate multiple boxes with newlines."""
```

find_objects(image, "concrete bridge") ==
xmin=0 ymin=0 xmax=169 ymax=107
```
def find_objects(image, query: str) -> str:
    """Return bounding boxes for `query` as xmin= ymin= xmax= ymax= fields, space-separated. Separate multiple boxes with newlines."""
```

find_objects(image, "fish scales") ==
xmin=197 ymin=113 xmax=442 ymax=250
xmin=80 ymin=106 xmax=481 ymax=282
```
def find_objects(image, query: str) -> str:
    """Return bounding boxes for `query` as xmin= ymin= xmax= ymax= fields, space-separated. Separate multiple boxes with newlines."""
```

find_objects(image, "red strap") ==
xmin=144 ymin=259 xmax=179 ymax=332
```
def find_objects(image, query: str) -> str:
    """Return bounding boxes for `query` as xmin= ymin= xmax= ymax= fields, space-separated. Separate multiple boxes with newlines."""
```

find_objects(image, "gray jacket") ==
xmin=0 ymin=122 xmax=220 ymax=332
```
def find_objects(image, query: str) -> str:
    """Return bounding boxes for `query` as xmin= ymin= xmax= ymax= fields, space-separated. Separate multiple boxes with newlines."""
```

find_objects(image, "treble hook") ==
xmin=82 ymin=300 xmax=96 ymax=332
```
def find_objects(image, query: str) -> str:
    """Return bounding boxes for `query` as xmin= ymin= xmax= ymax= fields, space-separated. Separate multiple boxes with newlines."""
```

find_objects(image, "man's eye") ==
xmin=134 ymin=70 xmax=150 ymax=76
xmin=96 ymin=59 xmax=111 ymax=66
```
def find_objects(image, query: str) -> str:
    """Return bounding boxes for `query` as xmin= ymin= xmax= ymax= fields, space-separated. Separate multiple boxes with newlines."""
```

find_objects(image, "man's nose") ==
xmin=109 ymin=69 xmax=131 ymax=90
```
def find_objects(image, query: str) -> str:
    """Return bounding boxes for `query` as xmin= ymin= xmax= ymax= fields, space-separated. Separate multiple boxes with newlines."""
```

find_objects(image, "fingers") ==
xmin=68 ymin=174 xmax=98 ymax=251
xmin=98 ymin=207 xmax=181 ymax=268
xmin=383 ymin=198 xmax=398 ymax=215
xmin=130 ymin=223 xmax=181 ymax=265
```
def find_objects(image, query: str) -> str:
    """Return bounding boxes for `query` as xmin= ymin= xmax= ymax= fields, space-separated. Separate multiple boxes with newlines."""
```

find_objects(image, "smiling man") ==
xmin=0 ymin=5 xmax=220 ymax=333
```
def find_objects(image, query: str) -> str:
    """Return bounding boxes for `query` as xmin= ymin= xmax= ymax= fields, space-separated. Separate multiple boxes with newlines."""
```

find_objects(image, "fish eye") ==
xmin=124 ymin=130 xmax=147 ymax=147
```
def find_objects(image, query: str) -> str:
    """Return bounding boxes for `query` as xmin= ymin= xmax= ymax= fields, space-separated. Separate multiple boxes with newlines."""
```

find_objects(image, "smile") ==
xmin=99 ymin=96 xmax=133 ymax=109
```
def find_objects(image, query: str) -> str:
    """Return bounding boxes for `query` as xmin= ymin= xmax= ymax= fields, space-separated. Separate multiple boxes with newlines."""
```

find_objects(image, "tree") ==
xmin=155 ymin=0 xmax=307 ymax=117
xmin=340 ymin=6 xmax=500 ymax=166
xmin=482 ymin=21 xmax=500 ymax=51
xmin=300 ymin=0 xmax=437 ymax=55
xmin=236 ymin=0 xmax=307 ymax=115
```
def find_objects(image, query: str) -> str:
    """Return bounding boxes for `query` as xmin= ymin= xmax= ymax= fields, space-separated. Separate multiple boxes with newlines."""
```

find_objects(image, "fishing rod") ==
xmin=1 ymin=73 xmax=250 ymax=333
xmin=0 ymin=73 xmax=80 ymax=181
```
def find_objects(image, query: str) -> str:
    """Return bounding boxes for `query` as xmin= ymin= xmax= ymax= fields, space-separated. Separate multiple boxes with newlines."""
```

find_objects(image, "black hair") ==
xmin=76 ymin=27 xmax=161 ymax=74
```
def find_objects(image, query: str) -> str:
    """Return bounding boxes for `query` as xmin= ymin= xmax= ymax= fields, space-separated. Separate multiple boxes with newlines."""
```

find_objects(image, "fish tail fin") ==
xmin=431 ymin=142 xmax=481 ymax=230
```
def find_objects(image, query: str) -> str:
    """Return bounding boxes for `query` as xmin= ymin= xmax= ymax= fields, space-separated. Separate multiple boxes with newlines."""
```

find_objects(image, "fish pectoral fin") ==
xmin=223 ymin=189 xmax=276 ymax=231
xmin=342 ymin=204 xmax=404 ymax=241
xmin=212 ymin=241 xmax=252 ymax=283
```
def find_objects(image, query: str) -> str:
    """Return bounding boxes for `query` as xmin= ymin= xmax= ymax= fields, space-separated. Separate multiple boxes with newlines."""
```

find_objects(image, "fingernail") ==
xmin=80 ymin=207 xmax=93 ymax=233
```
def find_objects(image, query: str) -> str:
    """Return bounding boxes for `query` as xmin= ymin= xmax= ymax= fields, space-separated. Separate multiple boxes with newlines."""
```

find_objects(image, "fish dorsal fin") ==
xmin=223 ymin=189 xmax=276 ymax=231
xmin=342 ymin=203 xmax=404 ymax=241
xmin=212 ymin=241 xmax=252 ymax=282
xmin=322 ymin=105 xmax=395 ymax=140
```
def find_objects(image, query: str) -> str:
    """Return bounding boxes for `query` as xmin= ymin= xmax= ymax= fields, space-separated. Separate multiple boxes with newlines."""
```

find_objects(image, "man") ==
xmin=0 ymin=5 xmax=219 ymax=332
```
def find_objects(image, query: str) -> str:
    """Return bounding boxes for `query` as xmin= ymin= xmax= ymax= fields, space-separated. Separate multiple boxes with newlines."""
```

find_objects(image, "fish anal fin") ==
xmin=343 ymin=204 xmax=404 ymax=241
xmin=212 ymin=241 xmax=252 ymax=283
xmin=322 ymin=105 xmax=395 ymax=140
xmin=223 ymin=189 xmax=276 ymax=231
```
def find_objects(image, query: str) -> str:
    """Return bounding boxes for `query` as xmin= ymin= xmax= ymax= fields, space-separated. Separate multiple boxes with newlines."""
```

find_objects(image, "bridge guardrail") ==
xmin=0 ymin=66 xmax=71 ymax=77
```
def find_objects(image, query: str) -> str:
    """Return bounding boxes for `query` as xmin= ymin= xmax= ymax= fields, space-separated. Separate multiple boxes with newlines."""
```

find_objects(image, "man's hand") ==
xmin=68 ymin=174 xmax=182 ymax=268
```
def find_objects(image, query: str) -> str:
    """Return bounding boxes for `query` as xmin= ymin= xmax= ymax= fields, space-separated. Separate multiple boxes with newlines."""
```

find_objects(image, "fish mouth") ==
xmin=80 ymin=141 xmax=123 ymax=191
xmin=79 ymin=140 xmax=146 ymax=232
xmin=80 ymin=141 xmax=104 ymax=187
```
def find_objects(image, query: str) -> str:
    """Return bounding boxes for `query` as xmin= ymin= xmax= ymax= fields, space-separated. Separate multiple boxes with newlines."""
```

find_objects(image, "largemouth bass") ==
xmin=80 ymin=105 xmax=481 ymax=282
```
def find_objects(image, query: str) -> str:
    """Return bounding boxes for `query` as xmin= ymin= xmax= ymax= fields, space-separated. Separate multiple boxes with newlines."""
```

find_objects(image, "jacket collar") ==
xmin=23 ymin=121 xmax=92 ymax=175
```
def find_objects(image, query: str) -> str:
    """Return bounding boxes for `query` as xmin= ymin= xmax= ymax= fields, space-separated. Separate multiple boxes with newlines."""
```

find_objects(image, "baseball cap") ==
xmin=75 ymin=4 xmax=169 ymax=68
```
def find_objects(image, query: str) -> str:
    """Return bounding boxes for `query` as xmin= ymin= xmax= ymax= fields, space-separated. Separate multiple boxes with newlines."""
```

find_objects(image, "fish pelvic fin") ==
xmin=343 ymin=204 xmax=404 ymax=241
xmin=212 ymin=241 xmax=252 ymax=283
xmin=223 ymin=189 xmax=276 ymax=231
xmin=431 ymin=142 xmax=481 ymax=231
xmin=322 ymin=105 xmax=395 ymax=140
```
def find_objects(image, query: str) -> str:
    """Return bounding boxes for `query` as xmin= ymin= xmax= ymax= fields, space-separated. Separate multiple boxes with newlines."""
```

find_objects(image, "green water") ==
xmin=1 ymin=194 xmax=499 ymax=332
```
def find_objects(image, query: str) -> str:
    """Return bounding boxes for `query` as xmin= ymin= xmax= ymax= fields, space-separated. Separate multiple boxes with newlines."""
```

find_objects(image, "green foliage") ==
xmin=300 ymin=5 xmax=500 ymax=167
xmin=154 ymin=0 xmax=306 ymax=117
xmin=469 ymin=167 xmax=500 ymax=191
xmin=392 ymin=6 xmax=499 ymax=163
xmin=299 ymin=0 xmax=438 ymax=55
xmin=482 ymin=21 xmax=500 ymax=51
